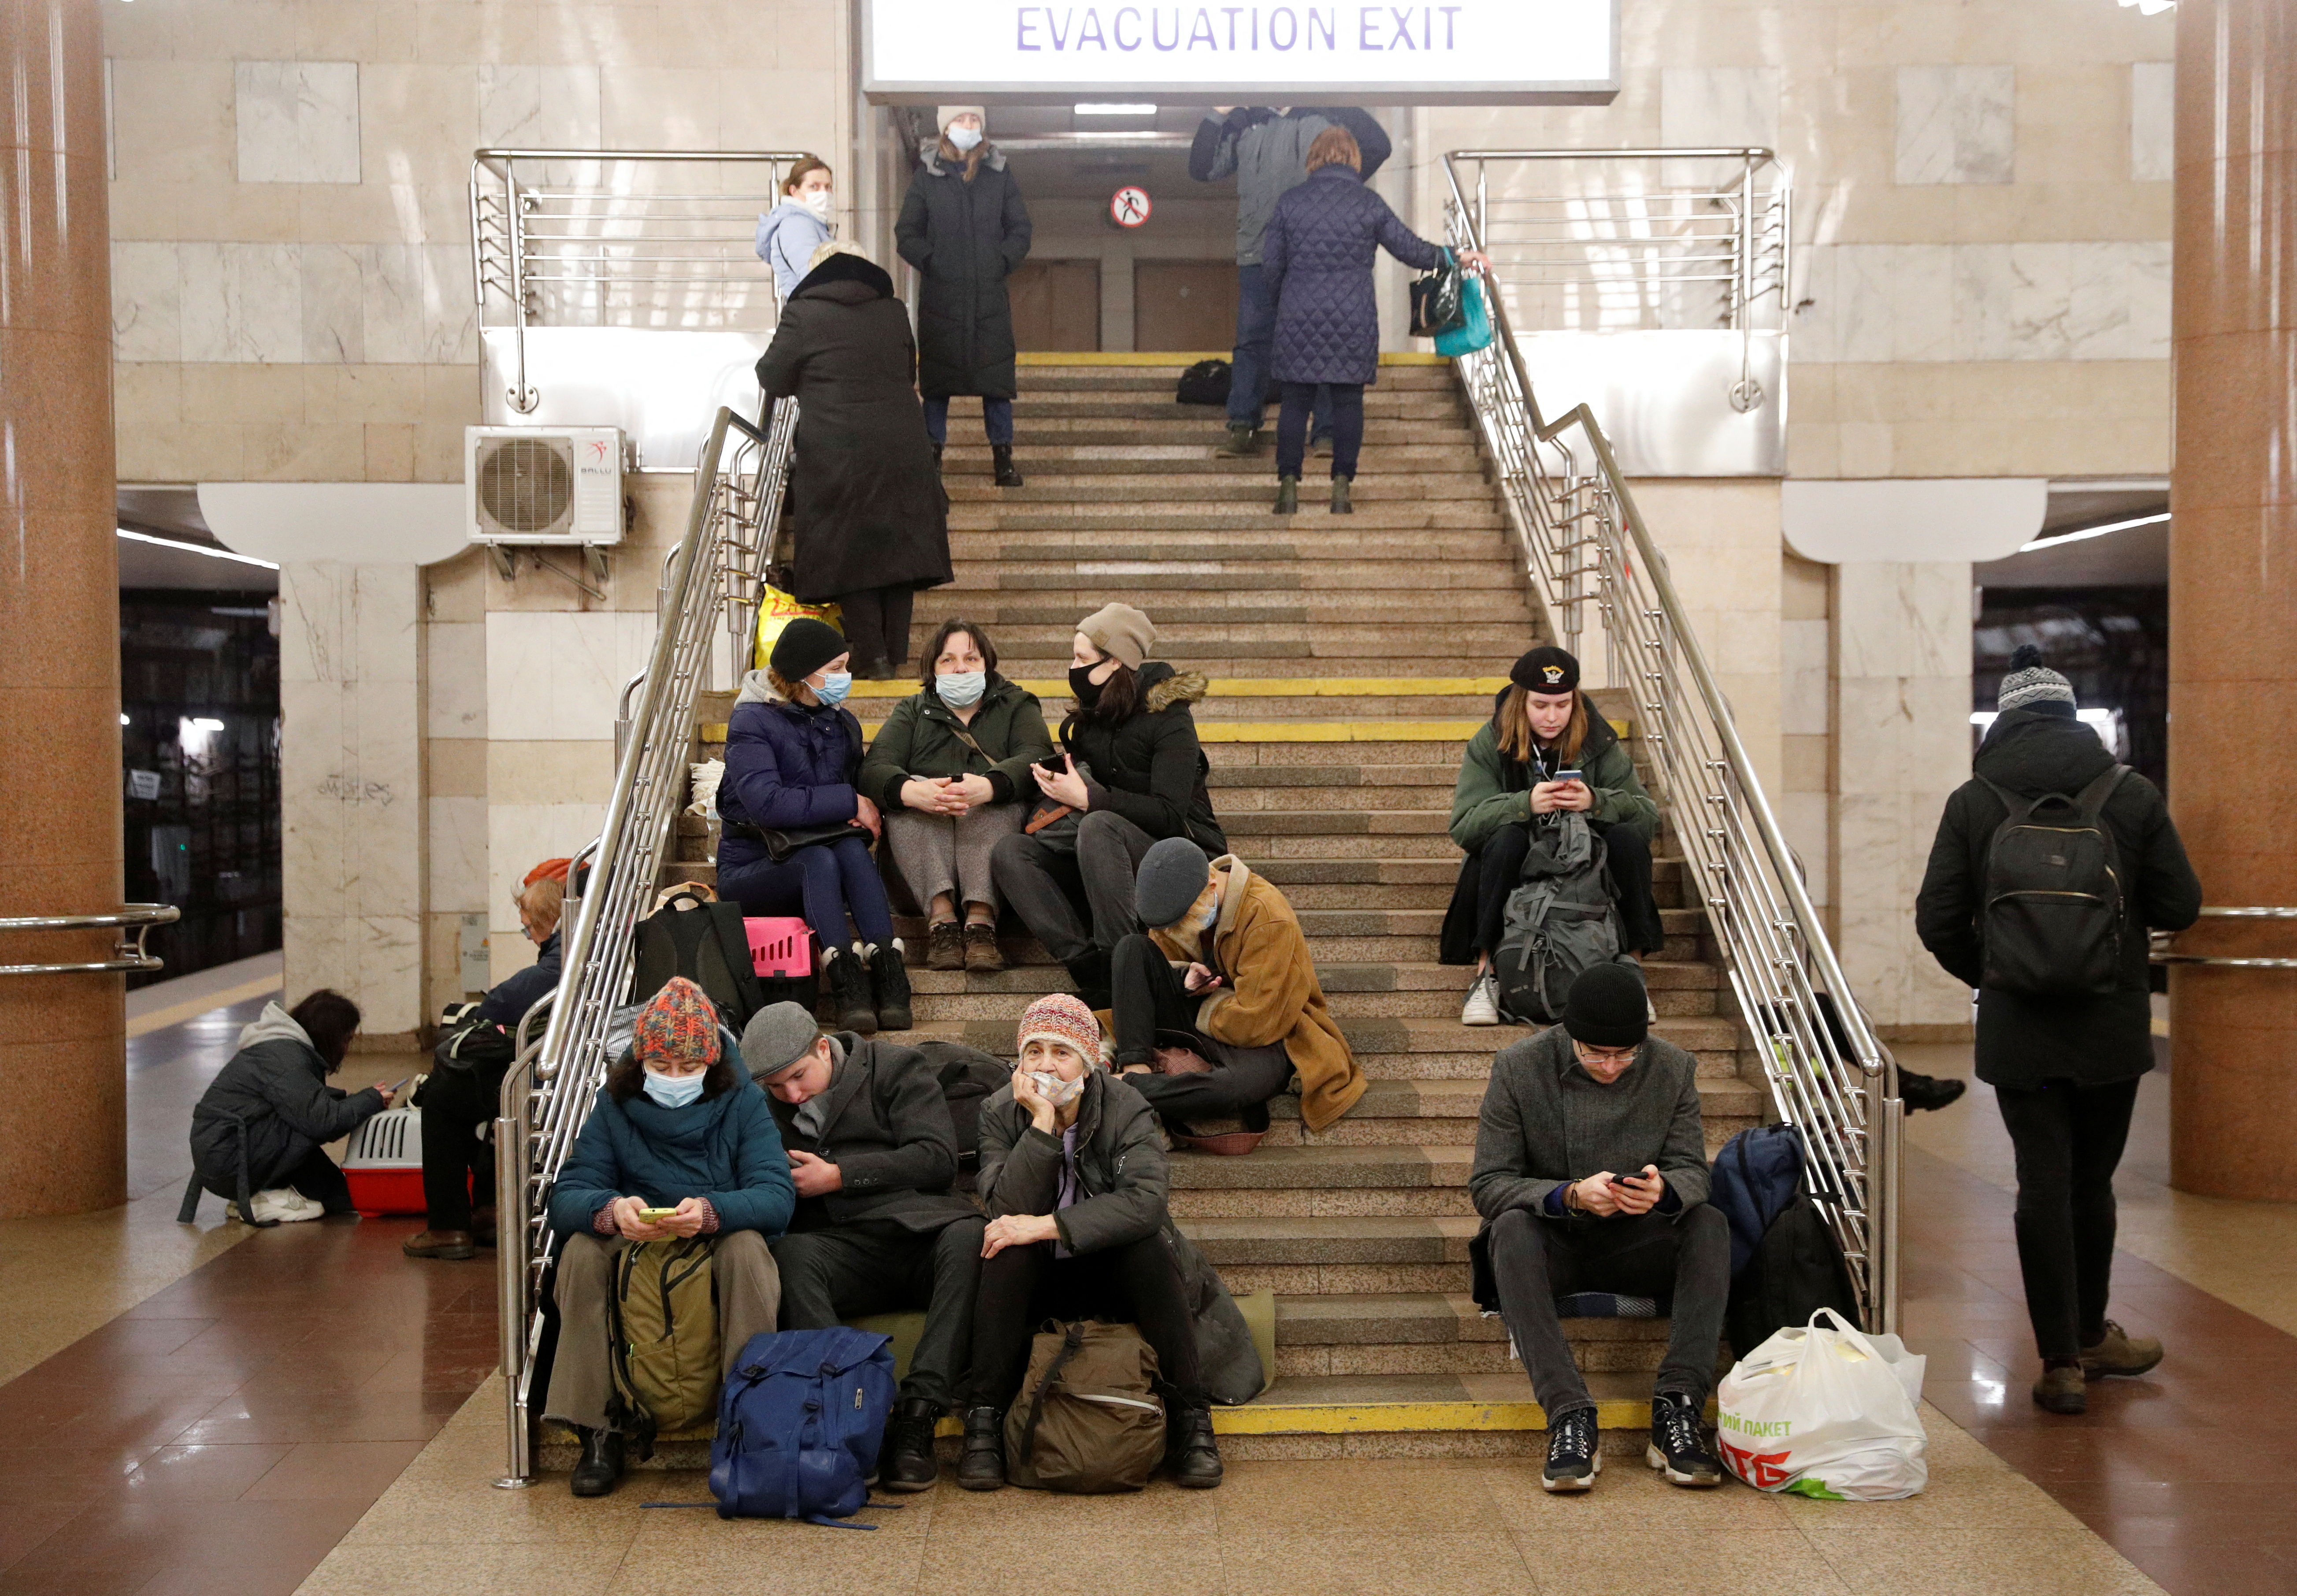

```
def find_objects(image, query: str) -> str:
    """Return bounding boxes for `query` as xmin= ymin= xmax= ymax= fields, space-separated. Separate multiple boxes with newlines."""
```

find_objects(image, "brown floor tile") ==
xmin=0 ymin=1503 xmax=78 ymax=1570
xmin=240 ymin=1440 xmax=430 ymax=1503
xmin=0 ymin=1448 xmax=158 ymax=1504
xmin=116 ymin=1444 xmax=295 ymax=1503
xmin=174 ymin=1388 xmax=457 ymax=1447
xmin=2115 ymin=1543 xmax=2297 ymax=1596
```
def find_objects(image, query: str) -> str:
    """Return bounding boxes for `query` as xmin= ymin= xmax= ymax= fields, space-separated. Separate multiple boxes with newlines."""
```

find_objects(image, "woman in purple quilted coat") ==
xmin=1263 ymin=126 xmax=1487 ymax=515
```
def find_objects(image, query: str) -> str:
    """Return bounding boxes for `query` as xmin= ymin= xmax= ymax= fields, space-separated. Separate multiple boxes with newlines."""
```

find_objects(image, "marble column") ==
xmin=2167 ymin=0 xmax=2297 ymax=1201
xmin=0 ymin=0 xmax=120 ymax=1217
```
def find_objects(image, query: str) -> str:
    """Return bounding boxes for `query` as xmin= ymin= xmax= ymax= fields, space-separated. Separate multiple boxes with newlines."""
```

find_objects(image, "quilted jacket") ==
xmin=894 ymin=145 xmax=1033 ymax=400
xmin=1263 ymin=164 xmax=1445 ymax=386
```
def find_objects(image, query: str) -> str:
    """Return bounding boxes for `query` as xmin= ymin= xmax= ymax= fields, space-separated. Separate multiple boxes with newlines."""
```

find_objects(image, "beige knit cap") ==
xmin=937 ymin=105 xmax=987 ymax=134
xmin=1076 ymin=603 xmax=1157 ymax=671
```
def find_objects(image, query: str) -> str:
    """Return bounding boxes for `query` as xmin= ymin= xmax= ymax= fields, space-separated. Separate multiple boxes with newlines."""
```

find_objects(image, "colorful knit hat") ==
xmin=1997 ymin=643 xmax=2077 ymax=715
xmin=1016 ymin=993 xmax=1103 ymax=1065
xmin=635 ymin=976 xmax=720 ymax=1069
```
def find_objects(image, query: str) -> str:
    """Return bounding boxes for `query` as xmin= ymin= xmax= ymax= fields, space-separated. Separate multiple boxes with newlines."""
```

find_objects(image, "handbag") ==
xmin=1435 ymin=271 xmax=1493 ymax=358
xmin=1409 ymin=249 xmax=1464 ymax=338
xmin=724 ymin=816 xmax=858 ymax=865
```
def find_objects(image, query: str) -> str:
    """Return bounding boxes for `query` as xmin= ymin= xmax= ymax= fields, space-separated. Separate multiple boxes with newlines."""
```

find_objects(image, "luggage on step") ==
xmin=608 ymin=1236 xmax=720 ymax=1458
xmin=632 ymin=886 xmax=769 ymax=1030
xmin=1716 ymin=1307 xmax=1928 ymax=1499
xmin=910 ymin=1038 xmax=1014 ymax=1188
xmin=1174 ymin=358 xmax=1232 ymax=406
xmin=1726 ymin=1184 xmax=1863 ymax=1359
xmin=1709 ymin=1122 xmax=1811 ymax=1279
xmin=1004 ymin=1320 xmax=1167 ymax=1492
xmin=709 ymin=1327 xmax=898 ymax=1526
xmin=1492 ymin=813 xmax=1631 ymax=1023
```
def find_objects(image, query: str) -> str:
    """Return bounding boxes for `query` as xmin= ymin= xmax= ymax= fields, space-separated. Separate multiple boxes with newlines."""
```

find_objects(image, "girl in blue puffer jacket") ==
xmin=715 ymin=617 xmax=910 ymax=1034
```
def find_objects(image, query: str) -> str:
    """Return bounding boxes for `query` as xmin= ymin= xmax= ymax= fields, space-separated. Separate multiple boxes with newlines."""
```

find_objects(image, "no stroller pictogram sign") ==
xmin=1110 ymin=186 xmax=1152 ymax=228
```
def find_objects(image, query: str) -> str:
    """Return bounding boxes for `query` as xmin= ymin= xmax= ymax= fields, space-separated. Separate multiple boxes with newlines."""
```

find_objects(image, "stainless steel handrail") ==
xmin=2153 ymin=908 xmax=2297 ymax=968
xmin=494 ymin=401 xmax=796 ymax=1484
xmin=0 ymin=904 xmax=181 ymax=976
xmin=1442 ymin=151 xmax=1898 ymax=1331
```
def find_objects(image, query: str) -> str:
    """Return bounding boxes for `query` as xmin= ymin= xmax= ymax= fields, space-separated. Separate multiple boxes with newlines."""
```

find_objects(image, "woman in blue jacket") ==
xmin=715 ymin=616 xmax=910 ymax=1035
xmin=545 ymin=978 xmax=795 ymax=1498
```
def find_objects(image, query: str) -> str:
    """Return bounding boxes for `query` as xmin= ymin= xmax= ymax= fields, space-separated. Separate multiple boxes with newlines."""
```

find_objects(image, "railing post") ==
xmin=492 ymin=1086 xmax=535 ymax=1488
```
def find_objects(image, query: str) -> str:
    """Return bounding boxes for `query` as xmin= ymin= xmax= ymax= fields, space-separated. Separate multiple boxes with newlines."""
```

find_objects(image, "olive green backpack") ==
xmin=607 ymin=1236 xmax=720 ymax=1458
xmin=1002 ymin=1321 xmax=1167 ymax=1492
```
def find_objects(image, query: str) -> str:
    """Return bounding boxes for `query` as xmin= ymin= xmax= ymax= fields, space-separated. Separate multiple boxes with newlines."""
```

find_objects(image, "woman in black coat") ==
xmin=894 ymin=106 xmax=1032 ymax=490
xmin=756 ymin=244 xmax=951 ymax=679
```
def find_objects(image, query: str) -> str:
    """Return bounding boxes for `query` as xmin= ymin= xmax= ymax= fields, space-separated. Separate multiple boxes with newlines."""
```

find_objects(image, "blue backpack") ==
xmin=1708 ymin=1123 xmax=1807 ymax=1278
xmin=708 ymin=1328 xmax=898 ymax=1528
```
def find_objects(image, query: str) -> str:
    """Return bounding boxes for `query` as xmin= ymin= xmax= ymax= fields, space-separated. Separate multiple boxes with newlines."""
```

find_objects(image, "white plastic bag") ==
xmin=1714 ymin=1307 xmax=1928 ymax=1499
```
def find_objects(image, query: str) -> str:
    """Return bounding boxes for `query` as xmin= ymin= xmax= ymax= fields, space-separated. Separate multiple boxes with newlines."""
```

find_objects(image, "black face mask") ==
xmin=1069 ymin=663 xmax=1105 ymax=707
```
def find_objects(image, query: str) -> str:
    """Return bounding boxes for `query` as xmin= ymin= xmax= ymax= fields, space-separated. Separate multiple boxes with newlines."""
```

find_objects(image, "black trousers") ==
xmin=835 ymin=585 xmax=916 ymax=671
xmin=990 ymin=809 xmax=1158 ymax=966
xmin=1108 ymin=932 xmax=1293 ymax=1121
xmin=1276 ymin=381 xmax=1366 ymax=479
xmin=1994 ymin=1076 xmax=2142 ymax=1361
xmin=1471 ymin=820 xmax=1664 ymax=958
xmin=275 ymin=1146 xmax=356 ymax=1215
xmin=418 ymin=1065 xmax=499 ymax=1232
xmin=1488 ymin=1203 xmax=1730 ymax=1418
xmin=968 ymin=1235 xmax=1202 ymax=1410
xmin=773 ymin=1217 xmax=988 ymax=1410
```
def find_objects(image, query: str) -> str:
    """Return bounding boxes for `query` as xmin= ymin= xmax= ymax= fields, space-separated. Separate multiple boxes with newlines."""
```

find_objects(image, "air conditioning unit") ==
xmin=466 ymin=426 xmax=627 ymax=546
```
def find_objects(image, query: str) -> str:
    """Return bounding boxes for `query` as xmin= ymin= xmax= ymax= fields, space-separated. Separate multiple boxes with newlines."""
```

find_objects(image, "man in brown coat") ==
xmin=1108 ymin=837 xmax=1364 ymax=1137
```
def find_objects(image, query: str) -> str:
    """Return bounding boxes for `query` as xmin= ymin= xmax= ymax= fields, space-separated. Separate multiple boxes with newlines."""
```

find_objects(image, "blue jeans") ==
xmin=718 ymin=831 xmax=896 ymax=949
xmin=1230 ymin=264 xmax=1328 ymax=437
xmin=923 ymin=396 xmax=1013 ymax=446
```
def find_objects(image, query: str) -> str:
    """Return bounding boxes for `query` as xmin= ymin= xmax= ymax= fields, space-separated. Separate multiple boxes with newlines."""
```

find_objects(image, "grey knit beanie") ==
xmin=1135 ymin=837 xmax=1213 ymax=930
xmin=739 ymin=1001 xmax=822 ymax=1080
xmin=1997 ymin=643 xmax=2076 ymax=715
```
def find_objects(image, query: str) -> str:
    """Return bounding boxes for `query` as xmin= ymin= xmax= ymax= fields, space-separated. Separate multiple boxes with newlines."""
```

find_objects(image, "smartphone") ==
xmin=1037 ymin=754 xmax=1068 ymax=773
xmin=385 ymin=1076 xmax=413 ymax=1097
xmin=1607 ymin=1170 xmax=1644 ymax=1186
xmin=637 ymin=1206 xmax=679 ymax=1223
xmin=1555 ymin=769 xmax=1584 ymax=784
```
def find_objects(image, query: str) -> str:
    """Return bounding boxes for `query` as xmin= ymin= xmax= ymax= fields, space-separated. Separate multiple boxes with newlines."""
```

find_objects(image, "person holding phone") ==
xmin=1440 ymin=645 xmax=1664 ymax=1026
xmin=545 ymin=978 xmax=794 ymax=1499
xmin=186 ymin=988 xmax=390 ymax=1222
xmin=1467 ymin=964 xmax=1729 ymax=1494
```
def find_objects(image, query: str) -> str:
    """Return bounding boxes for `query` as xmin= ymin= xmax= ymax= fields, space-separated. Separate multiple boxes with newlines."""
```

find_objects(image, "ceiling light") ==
xmin=120 ymin=713 xmax=130 ymax=726
xmin=188 ymin=717 xmax=226 ymax=733
xmin=2016 ymin=511 xmax=2169 ymax=553
xmin=1075 ymin=103 xmax=1156 ymax=116
xmin=2117 ymin=0 xmax=2175 ymax=14
xmin=117 ymin=527 xmax=280 ymax=570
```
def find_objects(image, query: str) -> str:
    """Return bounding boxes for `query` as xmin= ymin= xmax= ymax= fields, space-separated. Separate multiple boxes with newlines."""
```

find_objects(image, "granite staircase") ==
xmin=683 ymin=354 xmax=1760 ymax=1458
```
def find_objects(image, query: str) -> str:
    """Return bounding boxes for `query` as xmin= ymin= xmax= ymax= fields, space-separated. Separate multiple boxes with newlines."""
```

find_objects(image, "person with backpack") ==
xmin=1440 ymin=646 xmax=1663 ymax=1027
xmin=717 ymin=616 xmax=913 ymax=1036
xmin=958 ymin=995 xmax=1250 ymax=1492
xmin=1469 ymin=963 xmax=1729 ymax=1493
xmin=1110 ymin=837 xmax=1364 ymax=1143
xmin=739 ymin=1001 xmax=989 ymax=1492
xmin=186 ymin=988 xmax=391 ymax=1222
xmin=545 ymin=978 xmax=794 ymax=1498
xmin=989 ymin=604 xmax=1226 ymax=1010
xmin=1915 ymin=644 xmax=2201 ymax=1416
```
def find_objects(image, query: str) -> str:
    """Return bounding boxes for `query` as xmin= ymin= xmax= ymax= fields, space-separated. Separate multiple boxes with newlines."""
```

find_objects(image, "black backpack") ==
xmin=1725 ymin=1190 xmax=1863 ymax=1356
xmin=431 ymin=1001 xmax=518 ymax=1078
xmin=911 ymin=1039 xmax=1012 ymax=1190
xmin=1976 ymin=767 xmax=2130 ymax=997
xmin=632 ymin=887 xmax=768 ymax=1030
xmin=1174 ymin=359 xmax=1231 ymax=406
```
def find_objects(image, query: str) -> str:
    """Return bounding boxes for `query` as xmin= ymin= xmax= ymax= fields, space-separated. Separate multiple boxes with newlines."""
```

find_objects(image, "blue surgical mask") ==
xmin=813 ymin=671 xmax=853 ymax=706
xmin=947 ymin=124 xmax=983 ymax=152
xmin=936 ymin=670 xmax=986 ymax=708
xmin=642 ymin=1068 xmax=706 ymax=1109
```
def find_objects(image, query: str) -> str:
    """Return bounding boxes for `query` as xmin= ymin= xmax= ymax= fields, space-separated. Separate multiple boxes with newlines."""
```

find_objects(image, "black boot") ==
xmin=1063 ymin=948 xmax=1113 ymax=1012
xmin=1165 ymin=1400 xmax=1223 ymax=1488
xmin=868 ymin=939 xmax=913 ymax=1032
xmin=569 ymin=1425 xmax=623 ymax=1497
xmin=992 ymin=444 xmax=1024 ymax=488
xmin=1898 ymin=1069 xmax=1967 ymax=1113
xmin=880 ymin=1396 xmax=942 ymax=1492
xmin=1273 ymin=474 xmax=1299 ymax=515
xmin=826 ymin=944 xmax=877 ymax=1035
xmin=931 ymin=441 xmax=944 ymax=475
xmin=1329 ymin=475 xmax=1353 ymax=514
xmin=958 ymin=1405 xmax=1006 ymax=1491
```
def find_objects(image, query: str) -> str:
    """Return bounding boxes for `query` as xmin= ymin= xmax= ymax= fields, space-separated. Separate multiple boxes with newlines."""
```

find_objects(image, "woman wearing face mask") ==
xmin=755 ymin=154 xmax=837 ymax=302
xmin=1440 ymin=646 xmax=1664 ymax=1027
xmin=894 ymin=106 xmax=1033 ymax=489
xmin=958 ymin=994 xmax=1260 ymax=1493
xmin=988 ymin=603 xmax=1225 ymax=1010
xmin=716 ymin=617 xmax=913 ymax=1035
xmin=857 ymin=619 xmax=1053 ymax=974
xmin=545 ymin=977 xmax=794 ymax=1499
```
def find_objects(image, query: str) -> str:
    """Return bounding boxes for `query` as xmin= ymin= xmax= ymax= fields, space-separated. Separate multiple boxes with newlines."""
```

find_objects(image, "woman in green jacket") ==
xmin=859 ymin=618 xmax=1054 ymax=973
xmin=1439 ymin=646 xmax=1664 ymax=1025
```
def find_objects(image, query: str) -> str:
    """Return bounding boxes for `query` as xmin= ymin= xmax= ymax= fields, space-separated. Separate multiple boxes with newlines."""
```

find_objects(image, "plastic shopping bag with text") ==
xmin=1714 ymin=1307 xmax=1928 ymax=1500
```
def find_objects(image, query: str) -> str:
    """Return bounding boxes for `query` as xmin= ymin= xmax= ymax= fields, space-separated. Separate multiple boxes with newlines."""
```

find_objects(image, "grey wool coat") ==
xmin=764 ymin=1034 xmax=982 ymax=1236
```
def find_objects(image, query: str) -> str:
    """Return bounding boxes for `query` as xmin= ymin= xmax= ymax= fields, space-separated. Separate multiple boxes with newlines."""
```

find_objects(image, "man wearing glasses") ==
xmin=1468 ymin=963 xmax=1729 ymax=1494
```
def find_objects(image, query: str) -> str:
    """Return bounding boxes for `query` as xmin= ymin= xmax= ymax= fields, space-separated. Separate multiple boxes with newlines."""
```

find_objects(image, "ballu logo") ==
xmin=1014 ymin=5 xmax=1469 ymax=52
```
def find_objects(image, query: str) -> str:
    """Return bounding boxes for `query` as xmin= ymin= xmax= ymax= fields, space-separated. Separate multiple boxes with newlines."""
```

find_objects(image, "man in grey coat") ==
xmin=1469 ymin=964 xmax=1729 ymax=1494
xmin=743 ymin=1003 xmax=987 ymax=1492
xmin=1190 ymin=106 xmax=1392 ymax=454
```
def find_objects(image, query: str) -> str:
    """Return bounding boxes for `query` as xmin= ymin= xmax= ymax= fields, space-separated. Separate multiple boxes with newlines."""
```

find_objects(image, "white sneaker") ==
xmin=1460 ymin=972 xmax=1502 ymax=1026
xmin=234 ymin=1188 xmax=325 ymax=1224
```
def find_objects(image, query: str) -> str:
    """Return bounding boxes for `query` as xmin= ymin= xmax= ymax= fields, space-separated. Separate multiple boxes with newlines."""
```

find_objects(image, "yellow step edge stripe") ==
xmin=845 ymin=677 xmax=1511 ymax=700
xmin=1016 ymin=350 xmax=1449 ymax=367
xmin=908 ymin=1399 xmax=1670 ymax=1438
xmin=701 ymin=719 xmax=1629 ymax=746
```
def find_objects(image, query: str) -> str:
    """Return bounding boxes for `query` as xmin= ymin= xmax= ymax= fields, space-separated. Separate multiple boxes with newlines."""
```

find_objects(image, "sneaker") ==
xmin=879 ymin=1397 xmax=942 ymax=1492
xmin=1645 ymin=1392 xmax=1722 ymax=1487
xmin=2032 ymin=1363 xmax=2087 ymax=1414
xmin=1214 ymin=423 xmax=1260 ymax=458
xmin=926 ymin=920 xmax=964 ymax=971
xmin=958 ymin=1405 xmax=1006 ymax=1491
xmin=1460 ymin=972 xmax=1502 ymax=1026
xmin=1543 ymin=1407 xmax=1600 ymax=1492
xmin=2081 ymin=1320 xmax=2164 ymax=1381
xmin=962 ymin=921 xmax=1006 ymax=973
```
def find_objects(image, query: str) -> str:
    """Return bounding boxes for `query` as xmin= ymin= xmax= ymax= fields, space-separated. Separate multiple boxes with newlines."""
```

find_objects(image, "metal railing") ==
xmin=1441 ymin=152 xmax=1900 ymax=1332
xmin=2154 ymin=906 xmax=2297 ymax=969
xmin=470 ymin=148 xmax=813 ymax=414
xmin=0 ymin=905 xmax=180 ymax=976
xmin=492 ymin=401 xmax=796 ymax=1484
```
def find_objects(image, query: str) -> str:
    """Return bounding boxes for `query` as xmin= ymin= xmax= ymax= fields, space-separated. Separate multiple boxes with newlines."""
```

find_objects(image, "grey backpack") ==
xmin=1494 ymin=813 xmax=1629 ymax=1023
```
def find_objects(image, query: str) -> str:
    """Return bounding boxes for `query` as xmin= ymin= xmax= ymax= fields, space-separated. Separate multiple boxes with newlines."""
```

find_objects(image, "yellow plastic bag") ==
xmin=753 ymin=586 xmax=842 ymax=671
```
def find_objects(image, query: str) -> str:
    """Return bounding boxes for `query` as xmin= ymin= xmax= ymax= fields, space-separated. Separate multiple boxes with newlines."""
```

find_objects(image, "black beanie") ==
xmin=1511 ymin=645 xmax=1580 ymax=694
xmin=1562 ymin=963 xmax=1650 ymax=1049
xmin=769 ymin=617 xmax=848 ymax=682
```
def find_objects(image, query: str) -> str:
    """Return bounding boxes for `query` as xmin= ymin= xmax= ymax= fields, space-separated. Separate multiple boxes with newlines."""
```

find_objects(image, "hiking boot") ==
xmin=2033 ymin=1363 xmax=2088 ymax=1414
xmin=1273 ymin=475 xmax=1299 ymax=515
xmin=958 ymin=1405 xmax=1006 ymax=1491
xmin=1329 ymin=476 xmax=1353 ymax=514
xmin=1460 ymin=971 xmax=1502 ymax=1027
xmin=880 ymin=1397 xmax=942 ymax=1492
xmin=1165 ymin=1401 xmax=1224 ymax=1488
xmin=1063 ymin=948 xmax=1113 ymax=1012
xmin=401 ymin=1229 xmax=475 ymax=1262
xmin=992 ymin=444 xmax=1025 ymax=488
xmin=868 ymin=939 xmax=914 ymax=1032
xmin=1646 ymin=1392 xmax=1723 ymax=1487
xmin=825 ymin=945 xmax=877 ymax=1034
xmin=926 ymin=920 xmax=965 ymax=971
xmin=1543 ymin=1407 xmax=1601 ymax=1492
xmin=1899 ymin=1069 xmax=1967 ymax=1113
xmin=2082 ymin=1320 xmax=2164 ymax=1381
xmin=963 ymin=921 xmax=1006 ymax=973
xmin=1214 ymin=423 xmax=1260 ymax=457
xmin=569 ymin=1425 xmax=623 ymax=1497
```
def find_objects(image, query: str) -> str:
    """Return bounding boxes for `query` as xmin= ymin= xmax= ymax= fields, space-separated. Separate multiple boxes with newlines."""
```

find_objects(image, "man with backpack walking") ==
xmin=1916 ymin=644 xmax=2201 ymax=1415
